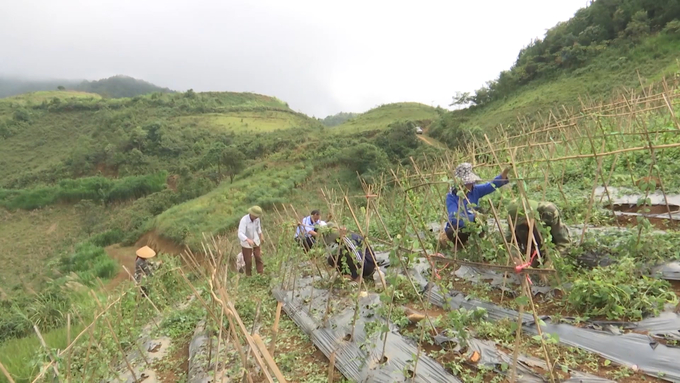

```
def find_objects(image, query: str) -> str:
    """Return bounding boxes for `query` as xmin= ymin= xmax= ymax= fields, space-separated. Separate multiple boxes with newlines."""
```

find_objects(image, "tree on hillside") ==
xmin=375 ymin=121 xmax=420 ymax=162
xmin=320 ymin=112 xmax=359 ymax=127
xmin=57 ymin=85 xmax=65 ymax=91
xmin=220 ymin=146 xmax=246 ymax=183
xmin=75 ymin=199 xmax=102 ymax=236
xmin=202 ymin=142 xmax=227 ymax=176
xmin=339 ymin=143 xmax=389 ymax=176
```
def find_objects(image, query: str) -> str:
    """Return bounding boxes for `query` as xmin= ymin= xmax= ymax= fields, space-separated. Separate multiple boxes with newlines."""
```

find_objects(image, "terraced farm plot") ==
xmin=0 ymin=91 xmax=102 ymax=106
xmin=176 ymin=110 xmax=314 ymax=134
xmin=335 ymin=102 xmax=439 ymax=133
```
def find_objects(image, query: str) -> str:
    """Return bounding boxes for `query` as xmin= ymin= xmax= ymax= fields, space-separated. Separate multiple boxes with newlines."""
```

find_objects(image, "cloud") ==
xmin=0 ymin=0 xmax=587 ymax=116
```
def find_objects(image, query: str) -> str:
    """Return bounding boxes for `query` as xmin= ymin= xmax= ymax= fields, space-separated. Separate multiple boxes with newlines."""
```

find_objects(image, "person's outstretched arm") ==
xmin=471 ymin=167 xmax=511 ymax=199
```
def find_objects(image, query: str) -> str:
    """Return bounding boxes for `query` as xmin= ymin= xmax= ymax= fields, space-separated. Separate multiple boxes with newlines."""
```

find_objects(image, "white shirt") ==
xmin=237 ymin=214 xmax=262 ymax=248
xmin=295 ymin=215 xmax=318 ymax=238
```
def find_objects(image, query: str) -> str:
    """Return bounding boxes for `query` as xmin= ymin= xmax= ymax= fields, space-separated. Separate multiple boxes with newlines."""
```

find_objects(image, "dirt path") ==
xmin=104 ymin=244 xmax=137 ymax=291
xmin=416 ymin=127 xmax=446 ymax=150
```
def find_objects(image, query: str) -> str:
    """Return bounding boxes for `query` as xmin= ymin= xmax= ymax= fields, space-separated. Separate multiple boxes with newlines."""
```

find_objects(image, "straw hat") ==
xmin=136 ymin=246 xmax=157 ymax=259
xmin=454 ymin=163 xmax=481 ymax=185
xmin=248 ymin=205 xmax=263 ymax=217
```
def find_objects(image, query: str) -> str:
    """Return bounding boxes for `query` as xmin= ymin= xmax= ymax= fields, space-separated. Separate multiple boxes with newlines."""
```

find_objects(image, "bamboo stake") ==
xmin=269 ymin=302 xmax=283 ymax=356
xmin=252 ymin=334 xmax=288 ymax=383
xmin=0 ymin=361 xmax=15 ymax=383
xmin=327 ymin=351 xmax=337 ymax=383
xmin=66 ymin=314 xmax=71 ymax=383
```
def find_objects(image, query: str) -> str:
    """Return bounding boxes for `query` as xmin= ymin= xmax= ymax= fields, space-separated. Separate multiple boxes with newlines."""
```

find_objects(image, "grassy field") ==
xmin=0 ymin=205 xmax=84 ymax=290
xmin=0 ymin=91 xmax=102 ymax=105
xmin=334 ymin=102 xmax=439 ymax=132
xmin=152 ymin=163 xmax=315 ymax=249
xmin=175 ymin=110 xmax=315 ymax=134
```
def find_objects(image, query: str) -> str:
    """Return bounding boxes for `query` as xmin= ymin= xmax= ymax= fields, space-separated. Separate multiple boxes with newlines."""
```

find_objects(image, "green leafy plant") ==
xmin=568 ymin=257 xmax=676 ymax=320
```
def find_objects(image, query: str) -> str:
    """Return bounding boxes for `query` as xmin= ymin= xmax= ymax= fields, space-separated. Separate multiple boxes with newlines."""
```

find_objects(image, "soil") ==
xmin=611 ymin=204 xmax=680 ymax=214
xmin=154 ymin=339 xmax=190 ymax=383
xmin=136 ymin=230 xmax=187 ymax=256
xmin=95 ymin=162 xmax=119 ymax=177
xmin=104 ymin=244 xmax=137 ymax=291
xmin=166 ymin=174 xmax=179 ymax=192
xmin=616 ymin=214 xmax=679 ymax=230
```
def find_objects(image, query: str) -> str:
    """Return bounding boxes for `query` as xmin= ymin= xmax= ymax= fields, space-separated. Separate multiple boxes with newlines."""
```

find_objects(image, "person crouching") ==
xmin=322 ymin=223 xmax=376 ymax=282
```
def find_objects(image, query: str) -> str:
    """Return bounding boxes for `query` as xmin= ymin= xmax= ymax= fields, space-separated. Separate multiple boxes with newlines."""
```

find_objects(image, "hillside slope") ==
xmin=335 ymin=102 xmax=440 ymax=132
xmin=430 ymin=0 xmax=680 ymax=147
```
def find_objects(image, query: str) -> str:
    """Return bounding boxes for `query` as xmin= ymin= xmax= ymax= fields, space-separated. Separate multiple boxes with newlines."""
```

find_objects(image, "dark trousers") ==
xmin=242 ymin=246 xmax=263 ymax=276
xmin=514 ymin=222 xmax=544 ymax=268
xmin=327 ymin=248 xmax=376 ymax=280
xmin=445 ymin=227 xmax=471 ymax=247
xmin=297 ymin=236 xmax=315 ymax=252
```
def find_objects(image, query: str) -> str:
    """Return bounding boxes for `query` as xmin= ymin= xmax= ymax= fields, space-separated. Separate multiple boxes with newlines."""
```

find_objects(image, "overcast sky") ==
xmin=0 ymin=0 xmax=589 ymax=117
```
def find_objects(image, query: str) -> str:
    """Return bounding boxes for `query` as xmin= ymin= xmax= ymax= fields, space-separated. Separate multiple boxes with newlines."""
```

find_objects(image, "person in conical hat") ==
xmin=134 ymin=246 xmax=160 ymax=296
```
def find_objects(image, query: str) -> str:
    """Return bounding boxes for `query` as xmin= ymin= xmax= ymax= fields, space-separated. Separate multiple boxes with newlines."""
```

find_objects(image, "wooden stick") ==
xmin=269 ymin=302 xmax=283 ymax=355
xmin=66 ymin=314 xmax=71 ymax=383
xmin=252 ymin=334 xmax=288 ymax=383
xmin=0 ymin=360 xmax=16 ymax=383
xmin=327 ymin=351 xmax=337 ymax=383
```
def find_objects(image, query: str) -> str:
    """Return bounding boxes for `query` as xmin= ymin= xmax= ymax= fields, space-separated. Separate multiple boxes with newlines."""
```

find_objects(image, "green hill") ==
xmin=74 ymin=75 xmax=173 ymax=98
xmin=430 ymin=1 xmax=680 ymax=148
xmin=0 ymin=87 xmax=433 ymax=292
xmin=0 ymin=75 xmax=173 ymax=100
xmin=335 ymin=102 xmax=440 ymax=133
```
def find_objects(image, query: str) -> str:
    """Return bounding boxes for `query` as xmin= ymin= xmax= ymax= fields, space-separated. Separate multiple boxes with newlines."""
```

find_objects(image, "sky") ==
xmin=0 ymin=0 xmax=590 ymax=117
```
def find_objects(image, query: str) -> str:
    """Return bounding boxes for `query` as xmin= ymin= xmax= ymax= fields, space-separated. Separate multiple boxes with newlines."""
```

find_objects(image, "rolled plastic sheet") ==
xmin=273 ymin=283 xmax=462 ymax=382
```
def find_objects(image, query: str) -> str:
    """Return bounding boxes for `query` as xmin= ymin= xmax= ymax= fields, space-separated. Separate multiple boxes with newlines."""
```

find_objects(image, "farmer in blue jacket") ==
xmin=443 ymin=163 xmax=511 ymax=249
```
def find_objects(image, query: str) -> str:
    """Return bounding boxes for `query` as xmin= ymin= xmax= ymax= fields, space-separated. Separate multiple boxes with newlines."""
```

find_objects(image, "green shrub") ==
xmin=90 ymin=228 xmax=126 ymax=247
xmin=0 ymin=172 xmax=167 ymax=210
xmin=568 ymin=258 xmax=677 ymax=320
xmin=58 ymin=242 xmax=118 ymax=284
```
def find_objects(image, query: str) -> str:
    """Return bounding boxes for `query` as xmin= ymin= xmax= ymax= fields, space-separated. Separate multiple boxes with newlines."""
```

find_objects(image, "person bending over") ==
xmin=442 ymin=163 xmax=510 ymax=249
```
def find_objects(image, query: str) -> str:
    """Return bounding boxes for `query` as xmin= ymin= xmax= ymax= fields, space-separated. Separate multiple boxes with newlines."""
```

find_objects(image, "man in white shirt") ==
xmin=295 ymin=209 xmax=321 ymax=251
xmin=237 ymin=206 xmax=264 ymax=276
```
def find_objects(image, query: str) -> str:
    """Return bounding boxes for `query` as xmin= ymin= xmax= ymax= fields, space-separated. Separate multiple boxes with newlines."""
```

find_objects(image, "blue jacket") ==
xmin=445 ymin=174 xmax=508 ymax=230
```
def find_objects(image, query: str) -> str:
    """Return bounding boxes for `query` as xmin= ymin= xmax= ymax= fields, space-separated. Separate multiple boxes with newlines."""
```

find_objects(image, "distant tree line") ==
xmin=0 ymin=75 xmax=173 ymax=99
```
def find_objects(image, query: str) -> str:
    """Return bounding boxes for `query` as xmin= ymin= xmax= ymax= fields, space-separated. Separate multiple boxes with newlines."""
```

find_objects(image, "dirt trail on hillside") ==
xmin=416 ymin=126 xmax=446 ymax=149
xmin=105 ymin=244 xmax=137 ymax=290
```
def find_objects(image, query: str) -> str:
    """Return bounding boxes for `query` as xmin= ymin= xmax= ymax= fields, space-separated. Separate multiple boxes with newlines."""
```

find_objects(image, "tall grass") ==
xmin=153 ymin=164 xmax=314 ymax=249
xmin=0 ymin=324 xmax=84 ymax=383
xmin=0 ymin=171 xmax=168 ymax=210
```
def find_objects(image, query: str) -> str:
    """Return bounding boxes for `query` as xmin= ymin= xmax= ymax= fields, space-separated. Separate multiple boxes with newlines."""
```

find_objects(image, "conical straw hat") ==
xmin=136 ymin=246 xmax=156 ymax=259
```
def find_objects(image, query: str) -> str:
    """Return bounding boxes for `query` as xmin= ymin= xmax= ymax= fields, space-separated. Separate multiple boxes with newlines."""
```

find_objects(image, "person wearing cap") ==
xmin=443 ymin=163 xmax=511 ymax=249
xmin=506 ymin=199 xmax=570 ymax=267
xmin=238 ymin=206 xmax=264 ymax=276
xmin=295 ymin=210 xmax=322 ymax=251
xmin=135 ymin=246 xmax=160 ymax=296
xmin=322 ymin=223 xmax=376 ymax=282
